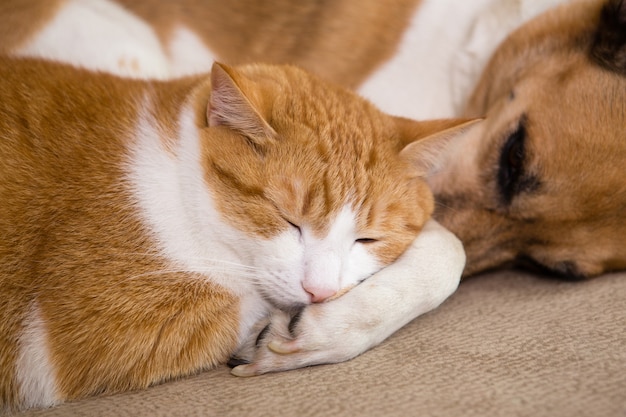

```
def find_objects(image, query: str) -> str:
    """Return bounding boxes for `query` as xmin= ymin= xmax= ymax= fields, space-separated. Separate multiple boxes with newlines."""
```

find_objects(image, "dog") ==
xmin=1 ymin=0 xmax=565 ymax=120
xmin=429 ymin=0 xmax=626 ymax=279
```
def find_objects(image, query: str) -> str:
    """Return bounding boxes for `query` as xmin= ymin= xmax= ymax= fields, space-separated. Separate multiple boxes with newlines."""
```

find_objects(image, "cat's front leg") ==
xmin=231 ymin=219 xmax=465 ymax=376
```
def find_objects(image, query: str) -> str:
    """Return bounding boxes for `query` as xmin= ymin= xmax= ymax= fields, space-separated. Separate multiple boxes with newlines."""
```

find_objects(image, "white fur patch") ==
xmin=167 ymin=26 xmax=218 ymax=77
xmin=357 ymin=0 xmax=495 ymax=119
xmin=236 ymin=292 xmax=272 ymax=348
xmin=13 ymin=0 xmax=170 ymax=78
xmin=16 ymin=301 xmax=59 ymax=409
xmin=301 ymin=205 xmax=381 ymax=296
xmin=127 ymin=100 xmax=277 ymax=345
xmin=126 ymin=100 xmax=258 ymax=298
xmin=249 ymin=205 xmax=383 ymax=307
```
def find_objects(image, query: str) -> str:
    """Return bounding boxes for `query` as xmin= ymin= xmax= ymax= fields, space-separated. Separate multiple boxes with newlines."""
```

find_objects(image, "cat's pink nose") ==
xmin=303 ymin=285 xmax=337 ymax=303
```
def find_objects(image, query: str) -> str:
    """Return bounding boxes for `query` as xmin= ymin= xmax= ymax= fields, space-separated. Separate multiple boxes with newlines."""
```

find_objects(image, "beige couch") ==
xmin=19 ymin=270 xmax=625 ymax=417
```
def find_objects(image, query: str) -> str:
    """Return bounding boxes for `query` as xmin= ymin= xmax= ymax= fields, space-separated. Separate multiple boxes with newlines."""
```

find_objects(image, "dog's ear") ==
xmin=591 ymin=0 xmax=626 ymax=74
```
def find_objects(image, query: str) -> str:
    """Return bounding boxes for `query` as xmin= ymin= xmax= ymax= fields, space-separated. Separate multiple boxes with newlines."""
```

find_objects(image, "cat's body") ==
xmin=0 ymin=57 xmax=469 ymax=411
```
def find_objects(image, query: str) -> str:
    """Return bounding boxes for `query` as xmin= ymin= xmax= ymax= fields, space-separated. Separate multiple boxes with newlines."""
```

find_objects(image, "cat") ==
xmin=0 ymin=57 xmax=473 ymax=411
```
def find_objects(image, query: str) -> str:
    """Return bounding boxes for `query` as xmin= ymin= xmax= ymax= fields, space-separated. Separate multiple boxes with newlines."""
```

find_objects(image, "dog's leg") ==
xmin=231 ymin=219 xmax=465 ymax=376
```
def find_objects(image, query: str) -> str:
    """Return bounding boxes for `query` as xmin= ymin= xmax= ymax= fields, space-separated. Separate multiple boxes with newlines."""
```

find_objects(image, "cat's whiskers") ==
xmin=120 ymin=252 xmax=268 ymax=287
xmin=125 ymin=252 xmax=260 ymax=271
xmin=127 ymin=267 xmax=262 ymax=282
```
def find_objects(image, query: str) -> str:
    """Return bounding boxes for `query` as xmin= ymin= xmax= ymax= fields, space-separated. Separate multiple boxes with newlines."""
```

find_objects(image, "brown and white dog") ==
xmin=430 ymin=0 xmax=626 ymax=279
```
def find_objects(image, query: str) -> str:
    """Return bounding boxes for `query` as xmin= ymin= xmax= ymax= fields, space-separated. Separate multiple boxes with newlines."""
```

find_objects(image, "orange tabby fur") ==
xmin=0 ymin=57 xmax=469 ymax=410
xmin=200 ymin=64 xmax=435 ymax=262
xmin=0 ymin=59 xmax=240 ymax=408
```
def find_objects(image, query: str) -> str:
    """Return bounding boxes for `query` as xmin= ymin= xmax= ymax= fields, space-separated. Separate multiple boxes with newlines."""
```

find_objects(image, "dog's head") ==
xmin=430 ymin=0 xmax=626 ymax=279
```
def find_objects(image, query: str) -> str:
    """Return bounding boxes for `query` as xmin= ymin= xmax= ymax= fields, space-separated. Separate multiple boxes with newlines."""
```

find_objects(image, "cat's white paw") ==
xmin=231 ymin=301 xmax=370 ymax=376
xmin=230 ymin=219 xmax=465 ymax=377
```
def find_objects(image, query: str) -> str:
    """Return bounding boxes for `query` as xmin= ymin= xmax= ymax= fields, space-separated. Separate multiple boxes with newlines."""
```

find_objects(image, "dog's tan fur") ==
xmin=121 ymin=0 xmax=423 ymax=88
xmin=1 ymin=0 xmax=422 ymax=88
xmin=0 ymin=1 xmax=61 ymax=52
xmin=430 ymin=0 xmax=626 ymax=278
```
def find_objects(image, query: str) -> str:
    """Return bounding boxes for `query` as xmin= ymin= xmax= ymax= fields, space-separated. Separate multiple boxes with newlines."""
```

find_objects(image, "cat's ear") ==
xmin=397 ymin=118 xmax=482 ymax=177
xmin=591 ymin=0 xmax=626 ymax=74
xmin=207 ymin=62 xmax=277 ymax=142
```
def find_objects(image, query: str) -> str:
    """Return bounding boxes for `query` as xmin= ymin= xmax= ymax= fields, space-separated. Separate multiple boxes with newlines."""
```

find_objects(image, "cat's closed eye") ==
xmin=286 ymin=220 xmax=301 ymax=235
xmin=355 ymin=238 xmax=378 ymax=244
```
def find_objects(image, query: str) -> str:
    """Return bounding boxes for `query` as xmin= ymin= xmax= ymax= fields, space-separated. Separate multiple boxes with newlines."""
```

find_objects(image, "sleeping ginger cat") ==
xmin=0 ymin=57 xmax=471 ymax=411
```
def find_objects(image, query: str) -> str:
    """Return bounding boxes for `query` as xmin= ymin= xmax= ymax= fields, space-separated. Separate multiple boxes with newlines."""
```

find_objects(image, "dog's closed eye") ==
xmin=498 ymin=119 xmax=527 ymax=203
xmin=497 ymin=116 xmax=542 ymax=206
